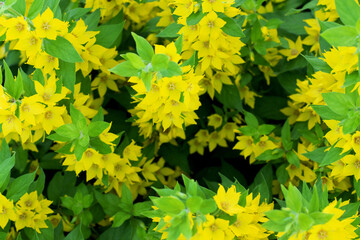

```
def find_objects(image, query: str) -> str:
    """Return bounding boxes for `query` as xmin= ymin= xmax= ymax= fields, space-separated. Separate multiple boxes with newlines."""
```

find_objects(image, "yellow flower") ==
xmin=199 ymin=11 xmax=226 ymax=40
xmin=208 ymin=114 xmax=223 ymax=129
xmin=342 ymin=154 xmax=360 ymax=180
xmin=253 ymin=135 xmax=277 ymax=157
xmin=202 ymin=0 xmax=224 ymax=13
xmin=20 ymin=95 xmax=45 ymax=126
xmin=13 ymin=31 xmax=42 ymax=57
xmin=195 ymin=214 xmax=234 ymax=240
xmin=91 ymin=73 xmax=120 ymax=97
xmin=16 ymin=192 xmax=40 ymax=211
xmin=39 ymin=106 xmax=66 ymax=134
xmin=279 ymin=37 xmax=303 ymax=61
xmin=33 ymin=8 xmax=68 ymax=40
xmin=5 ymin=17 xmax=28 ymax=41
xmin=188 ymin=137 xmax=207 ymax=155
xmin=33 ymin=76 xmax=66 ymax=106
xmin=213 ymin=185 xmax=242 ymax=215
xmin=14 ymin=208 xmax=35 ymax=231
xmin=303 ymin=19 xmax=321 ymax=55
xmin=208 ymin=131 xmax=227 ymax=152
xmin=0 ymin=105 xmax=22 ymax=137
xmin=0 ymin=194 xmax=16 ymax=228
xmin=322 ymin=47 xmax=358 ymax=74
xmin=123 ymin=140 xmax=142 ymax=161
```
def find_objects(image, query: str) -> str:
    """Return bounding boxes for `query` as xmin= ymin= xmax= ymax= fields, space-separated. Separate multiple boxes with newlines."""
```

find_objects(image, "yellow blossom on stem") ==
xmin=213 ymin=185 xmax=242 ymax=215
xmin=33 ymin=8 xmax=68 ymax=40
xmin=0 ymin=194 xmax=16 ymax=229
xmin=279 ymin=37 xmax=303 ymax=61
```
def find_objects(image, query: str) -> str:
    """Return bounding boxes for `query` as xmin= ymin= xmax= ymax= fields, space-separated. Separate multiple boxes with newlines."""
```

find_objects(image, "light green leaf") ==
xmin=43 ymin=36 xmax=83 ymax=63
xmin=131 ymin=32 xmax=154 ymax=62
xmin=321 ymin=26 xmax=358 ymax=47
xmin=335 ymin=0 xmax=360 ymax=26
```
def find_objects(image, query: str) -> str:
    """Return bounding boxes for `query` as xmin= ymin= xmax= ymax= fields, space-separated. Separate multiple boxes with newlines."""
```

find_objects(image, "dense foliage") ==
xmin=1 ymin=0 xmax=360 ymax=239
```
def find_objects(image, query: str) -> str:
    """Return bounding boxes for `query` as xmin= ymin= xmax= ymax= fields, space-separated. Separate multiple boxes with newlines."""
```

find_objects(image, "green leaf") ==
xmin=96 ymin=22 xmax=124 ymax=48
xmin=244 ymin=111 xmax=258 ymax=128
xmin=321 ymin=26 xmax=358 ymax=47
xmin=186 ymin=196 xmax=203 ymax=213
xmin=122 ymin=53 xmax=145 ymax=69
xmin=153 ymin=197 xmax=185 ymax=216
xmin=27 ymin=0 xmax=44 ymax=19
xmin=340 ymin=202 xmax=360 ymax=219
xmin=55 ymin=124 xmax=80 ymax=140
xmin=265 ymin=210 xmax=291 ymax=224
xmin=64 ymin=8 xmax=92 ymax=21
xmin=28 ymin=168 xmax=46 ymax=194
xmin=286 ymin=151 xmax=300 ymax=168
xmin=160 ymin=61 xmax=182 ymax=77
xmin=320 ymin=146 xmax=348 ymax=167
xmin=70 ymin=104 xmax=87 ymax=131
xmin=94 ymin=191 xmax=122 ymax=216
xmin=152 ymin=54 xmax=170 ymax=71
xmin=298 ymin=213 xmax=314 ymax=231
xmin=310 ymin=212 xmax=333 ymax=225
xmin=88 ymin=122 xmax=110 ymax=137
xmin=199 ymin=198 xmax=217 ymax=214
xmin=109 ymin=61 xmax=140 ymax=77
xmin=303 ymin=55 xmax=332 ymax=73
xmin=221 ymin=16 xmax=245 ymax=37
xmin=157 ymin=23 xmax=182 ymax=38
xmin=311 ymin=105 xmax=345 ymax=121
xmin=341 ymin=112 xmax=360 ymax=134
xmin=258 ymin=124 xmax=275 ymax=135
xmin=3 ymin=60 xmax=15 ymax=98
xmin=335 ymin=0 xmax=360 ymax=26
xmin=140 ymin=71 xmax=153 ymax=92
xmin=256 ymin=148 xmax=284 ymax=161
xmin=58 ymin=61 xmax=75 ymax=93
xmin=13 ymin=69 xmax=23 ymax=99
xmin=131 ymin=32 xmax=154 ymax=62
xmin=6 ymin=171 xmax=36 ymax=201
xmin=186 ymin=11 xmax=204 ymax=25
xmin=215 ymin=84 xmax=243 ymax=112
xmin=322 ymin=92 xmax=355 ymax=116
xmin=281 ymin=119 xmax=292 ymax=151
xmin=89 ymin=137 xmax=112 ymax=154
xmin=0 ymin=155 xmax=15 ymax=191
xmin=43 ymin=36 xmax=83 ymax=63
xmin=175 ymin=35 xmax=183 ymax=54
xmin=64 ymin=225 xmax=83 ymax=240
xmin=285 ymin=184 xmax=302 ymax=212
xmin=112 ymin=212 xmax=131 ymax=227
xmin=20 ymin=68 xmax=36 ymax=96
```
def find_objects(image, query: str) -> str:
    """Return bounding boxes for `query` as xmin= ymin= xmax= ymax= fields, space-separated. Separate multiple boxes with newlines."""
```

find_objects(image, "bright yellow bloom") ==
xmin=194 ymin=214 xmax=234 ymax=240
xmin=214 ymin=185 xmax=242 ymax=215
xmin=20 ymin=96 xmax=45 ymax=126
xmin=202 ymin=0 xmax=224 ymax=13
xmin=14 ymin=208 xmax=35 ymax=231
xmin=33 ymin=8 xmax=68 ymax=40
xmin=279 ymin=37 xmax=303 ymax=61
xmin=208 ymin=114 xmax=223 ymax=129
xmin=16 ymin=192 xmax=41 ymax=211
xmin=208 ymin=131 xmax=227 ymax=151
xmin=39 ymin=105 xmax=66 ymax=134
xmin=5 ymin=17 xmax=28 ymax=41
xmin=0 ymin=194 xmax=16 ymax=228
xmin=199 ymin=11 xmax=226 ymax=40
xmin=342 ymin=154 xmax=360 ymax=180
xmin=322 ymin=47 xmax=358 ymax=74
xmin=13 ymin=31 xmax=42 ymax=57
xmin=303 ymin=19 xmax=320 ymax=55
